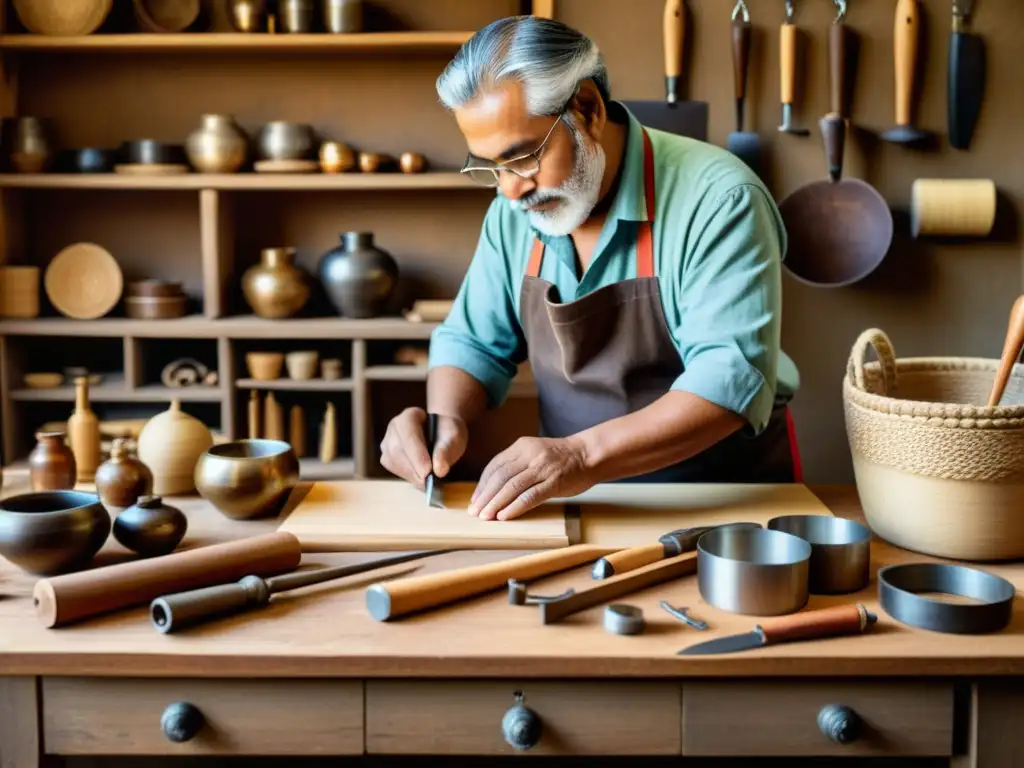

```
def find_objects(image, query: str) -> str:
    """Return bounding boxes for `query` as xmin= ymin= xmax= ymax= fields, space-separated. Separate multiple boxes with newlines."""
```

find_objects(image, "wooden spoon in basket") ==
xmin=987 ymin=295 xmax=1024 ymax=406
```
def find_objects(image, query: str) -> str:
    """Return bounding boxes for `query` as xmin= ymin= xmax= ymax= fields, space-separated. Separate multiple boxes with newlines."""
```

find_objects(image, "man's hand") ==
xmin=467 ymin=435 xmax=595 ymax=521
xmin=380 ymin=407 xmax=468 ymax=489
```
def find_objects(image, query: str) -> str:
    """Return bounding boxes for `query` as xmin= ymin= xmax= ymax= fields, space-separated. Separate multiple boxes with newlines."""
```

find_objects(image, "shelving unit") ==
xmin=0 ymin=0 xmax=545 ymax=483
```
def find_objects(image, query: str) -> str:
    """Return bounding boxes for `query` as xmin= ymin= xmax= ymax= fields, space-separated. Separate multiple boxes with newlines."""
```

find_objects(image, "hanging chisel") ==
xmin=150 ymin=550 xmax=445 ymax=633
xmin=591 ymin=523 xmax=760 ymax=580
xmin=947 ymin=0 xmax=985 ymax=150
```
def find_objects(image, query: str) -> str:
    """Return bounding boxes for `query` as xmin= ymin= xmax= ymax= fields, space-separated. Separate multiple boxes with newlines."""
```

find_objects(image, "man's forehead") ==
xmin=454 ymin=79 xmax=548 ymax=161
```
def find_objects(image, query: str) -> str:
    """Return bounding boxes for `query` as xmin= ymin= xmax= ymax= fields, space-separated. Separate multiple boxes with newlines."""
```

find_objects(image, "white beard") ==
xmin=507 ymin=116 xmax=606 ymax=238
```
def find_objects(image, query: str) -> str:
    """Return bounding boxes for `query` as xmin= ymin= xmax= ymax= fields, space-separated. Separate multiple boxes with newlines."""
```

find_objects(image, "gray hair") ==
xmin=436 ymin=16 xmax=610 ymax=117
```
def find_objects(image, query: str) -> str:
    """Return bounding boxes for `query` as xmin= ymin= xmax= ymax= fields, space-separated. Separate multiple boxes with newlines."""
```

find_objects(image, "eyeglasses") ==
xmin=460 ymin=112 xmax=563 ymax=188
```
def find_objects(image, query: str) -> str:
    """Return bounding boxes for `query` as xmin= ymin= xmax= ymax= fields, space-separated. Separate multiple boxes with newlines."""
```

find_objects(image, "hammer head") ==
xmin=658 ymin=522 xmax=763 ymax=555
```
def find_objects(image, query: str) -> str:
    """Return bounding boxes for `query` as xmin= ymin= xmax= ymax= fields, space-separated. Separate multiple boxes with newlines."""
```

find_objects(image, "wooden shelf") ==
xmin=236 ymin=378 xmax=354 ymax=392
xmin=0 ymin=316 xmax=437 ymax=340
xmin=10 ymin=374 xmax=223 ymax=403
xmin=298 ymin=456 xmax=355 ymax=481
xmin=0 ymin=31 xmax=473 ymax=53
xmin=0 ymin=172 xmax=481 ymax=191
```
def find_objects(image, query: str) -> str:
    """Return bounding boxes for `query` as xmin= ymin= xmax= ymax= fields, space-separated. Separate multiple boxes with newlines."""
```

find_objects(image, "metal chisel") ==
xmin=424 ymin=412 xmax=444 ymax=508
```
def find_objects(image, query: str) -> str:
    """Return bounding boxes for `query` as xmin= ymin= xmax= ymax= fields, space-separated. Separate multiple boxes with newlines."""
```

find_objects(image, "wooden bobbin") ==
xmin=910 ymin=179 xmax=996 ymax=238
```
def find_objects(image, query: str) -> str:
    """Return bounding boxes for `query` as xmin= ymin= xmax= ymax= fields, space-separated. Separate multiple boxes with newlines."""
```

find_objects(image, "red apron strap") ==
xmin=784 ymin=406 xmax=804 ymax=483
xmin=526 ymin=238 xmax=545 ymax=278
xmin=637 ymin=128 xmax=656 ymax=279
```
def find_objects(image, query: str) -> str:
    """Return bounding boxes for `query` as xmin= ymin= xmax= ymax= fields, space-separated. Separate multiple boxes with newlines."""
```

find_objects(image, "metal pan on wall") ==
xmin=778 ymin=113 xmax=893 ymax=287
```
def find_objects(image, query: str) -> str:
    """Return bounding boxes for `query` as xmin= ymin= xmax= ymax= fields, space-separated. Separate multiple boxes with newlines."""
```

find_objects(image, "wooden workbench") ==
xmin=0 ymin=469 xmax=1020 ymax=766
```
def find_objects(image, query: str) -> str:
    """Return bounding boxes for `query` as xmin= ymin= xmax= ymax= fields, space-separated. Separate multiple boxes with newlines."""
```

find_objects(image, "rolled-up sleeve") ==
xmin=428 ymin=198 xmax=526 ymax=406
xmin=669 ymin=183 xmax=785 ymax=435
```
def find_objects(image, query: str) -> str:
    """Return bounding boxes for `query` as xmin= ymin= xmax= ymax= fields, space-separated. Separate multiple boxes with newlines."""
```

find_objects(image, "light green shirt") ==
xmin=428 ymin=102 xmax=799 ymax=435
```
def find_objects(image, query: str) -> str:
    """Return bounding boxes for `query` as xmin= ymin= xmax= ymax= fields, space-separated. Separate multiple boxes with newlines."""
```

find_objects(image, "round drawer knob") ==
xmin=501 ymin=692 xmax=542 ymax=751
xmin=817 ymin=703 xmax=861 ymax=744
xmin=160 ymin=701 xmax=205 ymax=743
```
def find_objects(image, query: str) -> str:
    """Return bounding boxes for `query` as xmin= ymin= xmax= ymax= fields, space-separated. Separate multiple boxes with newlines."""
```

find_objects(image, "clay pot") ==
xmin=113 ymin=495 xmax=187 ymax=557
xmin=228 ymin=0 xmax=266 ymax=31
xmin=318 ymin=232 xmax=399 ymax=319
xmin=246 ymin=351 xmax=284 ymax=380
xmin=0 ymin=490 xmax=110 ymax=576
xmin=285 ymin=350 xmax=318 ymax=380
xmin=95 ymin=437 xmax=154 ymax=508
xmin=28 ymin=431 xmax=77 ymax=491
xmin=67 ymin=377 xmax=100 ymax=483
xmin=321 ymin=358 xmax=343 ymax=380
xmin=242 ymin=247 xmax=311 ymax=319
xmin=137 ymin=399 xmax=214 ymax=496
xmin=4 ymin=117 xmax=51 ymax=174
xmin=185 ymin=114 xmax=248 ymax=174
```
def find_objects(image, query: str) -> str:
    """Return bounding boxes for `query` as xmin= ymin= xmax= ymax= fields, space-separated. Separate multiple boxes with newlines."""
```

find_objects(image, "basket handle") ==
xmin=847 ymin=328 xmax=898 ymax=394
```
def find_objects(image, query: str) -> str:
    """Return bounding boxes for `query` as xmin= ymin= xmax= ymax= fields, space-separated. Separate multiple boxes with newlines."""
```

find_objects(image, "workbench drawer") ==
xmin=682 ymin=681 xmax=954 ymax=757
xmin=366 ymin=680 xmax=681 ymax=755
xmin=41 ymin=677 xmax=363 ymax=756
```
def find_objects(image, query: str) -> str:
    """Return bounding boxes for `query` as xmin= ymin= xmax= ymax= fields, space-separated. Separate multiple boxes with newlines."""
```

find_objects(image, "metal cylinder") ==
xmin=767 ymin=515 xmax=872 ymax=594
xmin=324 ymin=0 xmax=362 ymax=33
xmin=697 ymin=527 xmax=811 ymax=615
xmin=279 ymin=0 xmax=314 ymax=32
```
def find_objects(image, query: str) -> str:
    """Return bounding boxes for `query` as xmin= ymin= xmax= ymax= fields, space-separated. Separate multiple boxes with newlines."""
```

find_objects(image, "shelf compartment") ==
xmin=0 ymin=32 xmax=474 ymax=53
xmin=0 ymin=316 xmax=437 ymax=339
xmin=0 ymin=173 xmax=480 ymax=191
xmin=11 ymin=375 xmax=223 ymax=403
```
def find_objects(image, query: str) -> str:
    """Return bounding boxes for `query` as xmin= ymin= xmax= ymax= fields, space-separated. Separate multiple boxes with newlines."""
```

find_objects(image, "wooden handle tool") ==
xmin=777 ymin=2 xmax=808 ymax=135
xmin=987 ymin=295 xmax=1024 ymax=406
xmin=592 ymin=522 xmax=760 ymax=579
xmin=731 ymin=11 xmax=751 ymax=131
xmin=35 ymin=532 xmax=302 ymax=628
xmin=540 ymin=551 xmax=698 ymax=625
xmin=663 ymin=0 xmax=684 ymax=103
xmin=828 ymin=20 xmax=851 ymax=118
xmin=882 ymin=0 xmax=931 ymax=143
xmin=365 ymin=544 xmax=619 ymax=621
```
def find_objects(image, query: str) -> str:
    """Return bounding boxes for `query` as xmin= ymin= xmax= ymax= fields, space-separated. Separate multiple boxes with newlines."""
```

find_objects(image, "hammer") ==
xmin=591 ymin=523 xmax=761 ymax=580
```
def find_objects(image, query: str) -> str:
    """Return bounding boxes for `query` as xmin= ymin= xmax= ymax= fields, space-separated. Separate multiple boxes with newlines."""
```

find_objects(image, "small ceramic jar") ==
xmin=113 ymin=495 xmax=188 ymax=557
xmin=95 ymin=438 xmax=154 ymax=508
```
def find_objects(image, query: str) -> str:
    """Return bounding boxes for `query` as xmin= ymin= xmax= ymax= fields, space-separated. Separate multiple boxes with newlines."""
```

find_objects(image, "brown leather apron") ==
xmin=519 ymin=127 xmax=802 ymax=483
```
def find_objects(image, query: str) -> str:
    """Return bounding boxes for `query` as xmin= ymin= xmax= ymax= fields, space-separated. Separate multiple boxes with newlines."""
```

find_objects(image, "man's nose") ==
xmin=499 ymin=171 xmax=533 ymax=201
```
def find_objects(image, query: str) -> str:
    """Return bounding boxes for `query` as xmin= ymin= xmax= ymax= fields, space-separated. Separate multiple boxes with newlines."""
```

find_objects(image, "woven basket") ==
xmin=843 ymin=328 xmax=1024 ymax=561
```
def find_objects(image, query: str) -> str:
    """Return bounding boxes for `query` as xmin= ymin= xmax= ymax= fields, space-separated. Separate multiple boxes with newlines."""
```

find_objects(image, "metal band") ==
xmin=878 ymin=563 xmax=1016 ymax=634
xmin=603 ymin=604 xmax=645 ymax=635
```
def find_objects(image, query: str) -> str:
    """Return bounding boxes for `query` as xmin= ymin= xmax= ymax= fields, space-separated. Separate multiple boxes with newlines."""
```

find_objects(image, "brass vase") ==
xmin=185 ymin=114 xmax=248 ymax=174
xmin=242 ymin=247 xmax=312 ymax=319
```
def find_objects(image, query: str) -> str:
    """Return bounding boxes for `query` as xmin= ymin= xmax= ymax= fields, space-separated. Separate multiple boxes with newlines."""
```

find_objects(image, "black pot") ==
xmin=318 ymin=232 xmax=399 ymax=319
xmin=59 ymin=147 xmax=116 ymax=173
xmin=119 ymin=139 xmax=186 ymax=165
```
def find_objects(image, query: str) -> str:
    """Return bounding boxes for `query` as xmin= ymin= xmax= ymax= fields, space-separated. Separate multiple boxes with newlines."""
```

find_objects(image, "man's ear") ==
xmin=571 ymin=80 xmax=606 ymax=139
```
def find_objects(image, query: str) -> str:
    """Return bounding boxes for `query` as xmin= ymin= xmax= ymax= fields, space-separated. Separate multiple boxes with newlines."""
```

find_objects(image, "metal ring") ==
xmin=878 ymin=563 xmax=1015 ymax=634
xmin=603 ymin=604 xmax=645 ymax=635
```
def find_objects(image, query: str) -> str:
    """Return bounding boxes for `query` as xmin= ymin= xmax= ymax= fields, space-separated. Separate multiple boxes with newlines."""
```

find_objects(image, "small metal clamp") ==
xmin=603 ymin=604 xmax=646 ymax=635
xmin=732 ymin=0 xmax=750 ymax=22
xmin=659 ymin=601 xmax=709 ymax=630
xmin=507 ymin=578 xmax=575 ymax=606
xmin=832 ymin=0 xmax=847 ymax=24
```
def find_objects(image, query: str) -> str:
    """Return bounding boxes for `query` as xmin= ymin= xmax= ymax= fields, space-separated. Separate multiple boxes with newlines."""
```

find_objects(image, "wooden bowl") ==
xmin=23 ymin=373 xmax=63 ymax=389
xmin=13 ymin=0 xmax=112 ymax=35
xmin=194 ymin=440 xmax=299 ymax=520
xmin=0 ymin=490 xmax=110 ymax=575
xmin=125 ymin=295 xmax=188 ymax=320
xmin=246 ymin=352 xmax=284 ymax=380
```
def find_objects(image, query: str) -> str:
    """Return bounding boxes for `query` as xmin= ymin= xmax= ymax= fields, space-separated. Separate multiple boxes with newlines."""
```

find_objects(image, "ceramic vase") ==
xmin=185 ymin=114 xmax=248 ymax=174
xmin=318 ymin=232 xmax=399 ymax=319
xmin=242 ymin=247 xmax=312 ymax=319
xmin=113 ymin=495 xmax=188 ymax=557
xmin=28 ymin=431 xmax=77 ymax=491
xmin=95 ymin=437 xmax=154 ymax=508
xmin=5 ymin=117 xmax=51 ymax=174
xmin=67 ymin=378 xmax=100 ymax=483
xmin=137 ymin=399 xmax=214 ymax=495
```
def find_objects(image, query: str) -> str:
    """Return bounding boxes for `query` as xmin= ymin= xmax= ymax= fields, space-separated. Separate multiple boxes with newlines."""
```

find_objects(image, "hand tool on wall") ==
xmin=678 ymin=603 xmax=877 ymax=655
xmin=365 ymin=544 xmax=619 ymax=621
xmin=424 ymin=412 xmax=443 ymax=508
xmin=828 ymin=0 xmax=853 ymax=119
xmin=947 ymin=0 xmax=985 ymax=150
xmin=777 ymin=0 xmax=809 ymax=136
xmin=727 ymin=0 xmax=761 ymax=172
xmin=34 ymin=531 xmax=302 ymax=628
xmin=539 ymin=551 xmax=697 ymax=625
xmin=591 ymin=522 xmax=760 ymax=579
xmin=622 ymin=0 xmax=709 ymax=141
xmin=881 ymin=0 xmax=932 ymax=145
xmin=151 ymin=550 xmax=444 ymax=633
xmin=986 ymin=294 xmax=1024 ymax=407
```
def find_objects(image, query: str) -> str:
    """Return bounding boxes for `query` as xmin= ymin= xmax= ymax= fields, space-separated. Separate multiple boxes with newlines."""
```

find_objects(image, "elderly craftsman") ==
xmin=379 ymin=16 xmax=801 ymax=520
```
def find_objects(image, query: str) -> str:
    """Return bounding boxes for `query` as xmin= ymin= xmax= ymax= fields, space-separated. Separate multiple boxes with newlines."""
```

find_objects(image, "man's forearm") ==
xmin=572 ymin=390 xmax=746 ymax=482
xmin=426 ymin=365 xmax=490 ymax=424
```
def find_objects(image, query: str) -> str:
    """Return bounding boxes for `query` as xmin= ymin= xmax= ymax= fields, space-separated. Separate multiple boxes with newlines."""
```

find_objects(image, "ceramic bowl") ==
xmin=285 ymin=350 xmax=318 ymax=380
xmin=257 ymin=122 xmax=314 ymax=161
xmin=0 ymin=490 xmax=110 ymax=575
xmin=246 ymin=351 xmax=284 ymax=380
xmin=194 ymin=439 xmax=299 ymax=520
